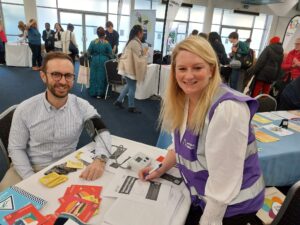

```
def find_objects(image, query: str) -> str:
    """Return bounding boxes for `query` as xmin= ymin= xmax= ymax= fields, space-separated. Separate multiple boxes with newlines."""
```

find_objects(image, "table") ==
xmin=16 ymin=136 xmax=190 ymax=225
xmin=5 ymin=43 xmax=32 ymax=67
xmin=135 ymin=64 xmax=171 ymax=100
xmin=255 ymin=112 xmax=300 ymax=186
xmin=135 ymin=64 xmax=159 ymax=100
xmin=156 ymin=111 xmax=300 ymax=187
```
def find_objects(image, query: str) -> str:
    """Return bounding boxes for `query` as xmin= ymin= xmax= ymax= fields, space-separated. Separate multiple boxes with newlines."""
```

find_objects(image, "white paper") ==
xmin=263 ymin=124 xmax=294 ymax=136
xmin=271 ymin=111 xmax=300 ymax=120
xmin=257 ymin=112 xmax=283 ymax=121
xmin=104 ymin=187 xmax=184 ymax=225
xmin=102 ymin=171 xmax=171 ymax=206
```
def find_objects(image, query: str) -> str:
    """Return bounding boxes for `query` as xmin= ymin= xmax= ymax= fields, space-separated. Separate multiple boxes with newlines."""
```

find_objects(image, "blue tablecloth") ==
xmin=156 ymin=113 xmax=300 ymax=187
xmin=256 ymin=117 xmax=300 ymax=186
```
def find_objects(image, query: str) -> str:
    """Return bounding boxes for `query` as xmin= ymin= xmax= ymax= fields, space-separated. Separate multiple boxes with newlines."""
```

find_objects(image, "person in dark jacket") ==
xmin=105 ymin=21 xmax=119 ymax=55
xmin=278 ymin=76 xmax=300 ymax=110
xmin=209 ymin=32 xmax=231 ymax=83
xmin=209 ymin=32 xmax=229 ymax=65
xmin=247 ymin=36 xmax=284 ymax=97
xmin=42 ymin=23 xmax=55 ymax=53
xmin=228 ymin=32 xmax=249 ymax=91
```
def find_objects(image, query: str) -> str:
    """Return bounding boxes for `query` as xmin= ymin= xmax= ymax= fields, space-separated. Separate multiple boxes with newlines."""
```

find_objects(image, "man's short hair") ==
xmin=228 ymin=32 xmax=239 ymax=39
xmin=41 ymin=52 xmax=73 ymax=72
xmin=191 ymin=29 xmax=199 ymax=35
xmin=106 ymin=21 xmax=113 ymax=28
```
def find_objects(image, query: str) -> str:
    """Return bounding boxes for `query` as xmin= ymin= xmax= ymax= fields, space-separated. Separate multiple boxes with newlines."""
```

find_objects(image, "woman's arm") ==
xmin=200 ymin=100 xmax=250 ymax=225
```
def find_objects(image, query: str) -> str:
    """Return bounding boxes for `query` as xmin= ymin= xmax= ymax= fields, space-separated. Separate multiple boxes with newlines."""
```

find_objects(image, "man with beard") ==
xmin=0 ymin=52 xmax=111 ymax=191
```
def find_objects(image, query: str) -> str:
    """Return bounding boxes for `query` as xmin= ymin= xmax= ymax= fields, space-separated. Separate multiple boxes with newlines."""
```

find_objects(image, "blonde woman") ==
xmin=26 ymin=19 xmax=42 ymax=70
xmin=139 ymin=37 xmax=264 ymax=225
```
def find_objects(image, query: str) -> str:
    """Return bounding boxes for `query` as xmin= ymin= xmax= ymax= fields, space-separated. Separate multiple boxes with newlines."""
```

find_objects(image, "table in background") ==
xmin=255 ymin=113 xmax=300 ymax=186
xmin=5 ymin=43 xmax=32 ymax=67
xmin=156 ymin=111 xmax=300 ymax=187
xmin=16 ymin=135 xmax=190 ymax=225
xmin=135 ymin=64 xmax=159 ymax=100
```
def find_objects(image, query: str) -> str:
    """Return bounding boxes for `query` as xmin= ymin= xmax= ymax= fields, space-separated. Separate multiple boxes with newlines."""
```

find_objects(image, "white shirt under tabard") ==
xmin=170 ymin=99 xmax=250 ymax=225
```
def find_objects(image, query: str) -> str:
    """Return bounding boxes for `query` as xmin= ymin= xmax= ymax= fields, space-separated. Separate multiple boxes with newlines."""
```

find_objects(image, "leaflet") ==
xmin=253 ymin=114 xmax=272 ymax=124
xmin=271 ymin=111 xmax=299 ymax=120
xmin=263 ymin=124 xmax=294 ymax=137
xmin=102 ymin=171 xmax=171 ymax=206
xmin=257 ymin=112 xmax=283 ymax=121
xmin=255 ymin=130 xmax=280 ymax=143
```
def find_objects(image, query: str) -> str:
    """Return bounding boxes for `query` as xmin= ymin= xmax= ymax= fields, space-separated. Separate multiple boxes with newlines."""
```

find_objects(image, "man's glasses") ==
xmin=46 ymin=71 xmax=75 ymax=81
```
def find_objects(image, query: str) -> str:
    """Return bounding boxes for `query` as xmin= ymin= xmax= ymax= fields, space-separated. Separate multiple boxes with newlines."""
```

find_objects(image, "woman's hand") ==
xmin=138 ymin=166 xmax=163 ymax=181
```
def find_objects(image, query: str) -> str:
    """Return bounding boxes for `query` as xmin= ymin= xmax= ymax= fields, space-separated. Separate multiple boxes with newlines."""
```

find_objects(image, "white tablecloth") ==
xmin=158 ymin=65 xmax=171 ymax=98
xmin=135 ymin=64 xmax=171 ymax=100
xmin=16 ymin=135 xmax=190 ymax=225
xmin=5 ymin=43 xmax=32 ymax=67
xmin=135 ymin=64 xmax=159 ymax=100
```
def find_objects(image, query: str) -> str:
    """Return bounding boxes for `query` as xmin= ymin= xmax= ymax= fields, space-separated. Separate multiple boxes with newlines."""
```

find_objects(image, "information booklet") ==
xmin=0 ymin=186 xmax=47 ymax=224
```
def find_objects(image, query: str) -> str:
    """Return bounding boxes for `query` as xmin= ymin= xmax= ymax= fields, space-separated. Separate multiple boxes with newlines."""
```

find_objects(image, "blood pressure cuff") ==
xmin=84 ymin=116 xmax=108 ymax=140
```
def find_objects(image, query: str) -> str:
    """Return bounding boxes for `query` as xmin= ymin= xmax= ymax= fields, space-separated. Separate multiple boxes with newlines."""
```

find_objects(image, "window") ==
xmin=108 ymin=0 xmax=118 ymax=14
xmin=222 ymin=10 xmax=254 ymax=28
xmin=152 ymin=1 xmax=165 ymax=19
xmin=212 ymin=8 xmax=269 ymax=56
xmin=190 ymin=5 xmax=205 ymax=23
xmin=121 ymin=0 xmax=131 ymax=15
xmin=36 ymin=0 xmax=56 ymax=7
xmin=118 ymin=15 xmax=130 ymax=52
xmin=154 ymin=21 xmax=163 ymax=51
xmin=2 ymin=3 xmax=25 ymax=41
xmin=37 ymin=7 xmax=58 ymax=31
xmin=1 ymin=0 xmax=23 ymax=3
xmin=57 ymin=0 xmax=107 ymax=13
xmin=135 ymin=0 xmax=151 ymax=10
xmin=175 ymin=7 xmax=189 ymax=21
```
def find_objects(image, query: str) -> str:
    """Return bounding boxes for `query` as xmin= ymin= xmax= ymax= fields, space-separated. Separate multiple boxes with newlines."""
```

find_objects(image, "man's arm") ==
xmin=78 ymin=98 xmax=111 ymax=180
xmin=8 ymin=107 xmax=34 ymax=179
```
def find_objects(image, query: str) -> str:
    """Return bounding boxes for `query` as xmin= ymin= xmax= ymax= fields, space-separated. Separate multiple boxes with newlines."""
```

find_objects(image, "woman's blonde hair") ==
xmin=159 ymin=36 xmax=222 ymax=134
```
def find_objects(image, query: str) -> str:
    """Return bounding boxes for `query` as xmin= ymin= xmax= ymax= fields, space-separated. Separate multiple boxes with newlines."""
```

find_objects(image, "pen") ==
xmin=148 ymin=163 xmax=162 ymax=175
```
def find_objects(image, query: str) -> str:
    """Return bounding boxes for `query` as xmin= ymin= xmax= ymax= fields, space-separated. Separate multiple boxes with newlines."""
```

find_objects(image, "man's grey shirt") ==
xmin=8 ymin=93 xmax=110 ymax=179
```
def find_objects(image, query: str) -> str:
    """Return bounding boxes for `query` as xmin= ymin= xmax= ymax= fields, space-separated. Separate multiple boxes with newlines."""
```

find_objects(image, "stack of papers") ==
xmin=103 ymin=172 xmax=184 ymax=225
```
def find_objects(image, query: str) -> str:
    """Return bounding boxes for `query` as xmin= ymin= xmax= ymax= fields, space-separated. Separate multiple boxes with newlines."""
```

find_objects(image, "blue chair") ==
xmin=0 ymin=105 xmax=17 ymax=181
xmin=156 ymin=130 xmax=172 ymax=149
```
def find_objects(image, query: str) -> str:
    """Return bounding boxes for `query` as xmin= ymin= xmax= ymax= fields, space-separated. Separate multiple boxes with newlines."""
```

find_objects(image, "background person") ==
xmin=281 ymin=37 xmax=300 ymax=80
xmin=87 ymin=26 xmax=112 ymax=99
xmin=0 ymin=52 xmax=111 ymax=191
xmin=61 ymin=23 xmax=78 ymax=63
xmin=42 ymin=22 xmax=55 ymax=53
xmin=247 ymin=36 xmax=284 ymax=97
xmin=17 ymin=21 xmax=27 ymax=42
xmin=228 ymin=31 xmax=249 ymax=91
xmin=54 ymin=22 xmax=64 ymax=52
xmin=105 ymin=21 xmax=119 ymax=56
xmin=278 ymin=76 xmax=300 ymax=110
xmin=113 ymin=25 xmax=148 ymax=113
xmin=0 ymin=21 xmax=7 ymax=65
xmin=26 ymin=19 xmax=42 ymax=70
xmin=139 ymin=37 xmax=264 ymax=225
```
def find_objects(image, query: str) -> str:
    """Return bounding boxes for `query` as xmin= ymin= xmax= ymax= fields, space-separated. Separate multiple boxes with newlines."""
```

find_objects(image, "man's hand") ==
xmin=231 ymin=46 xmax=237 ymax=53
xmin=80 ymin=159 xmax=105 ymax=181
